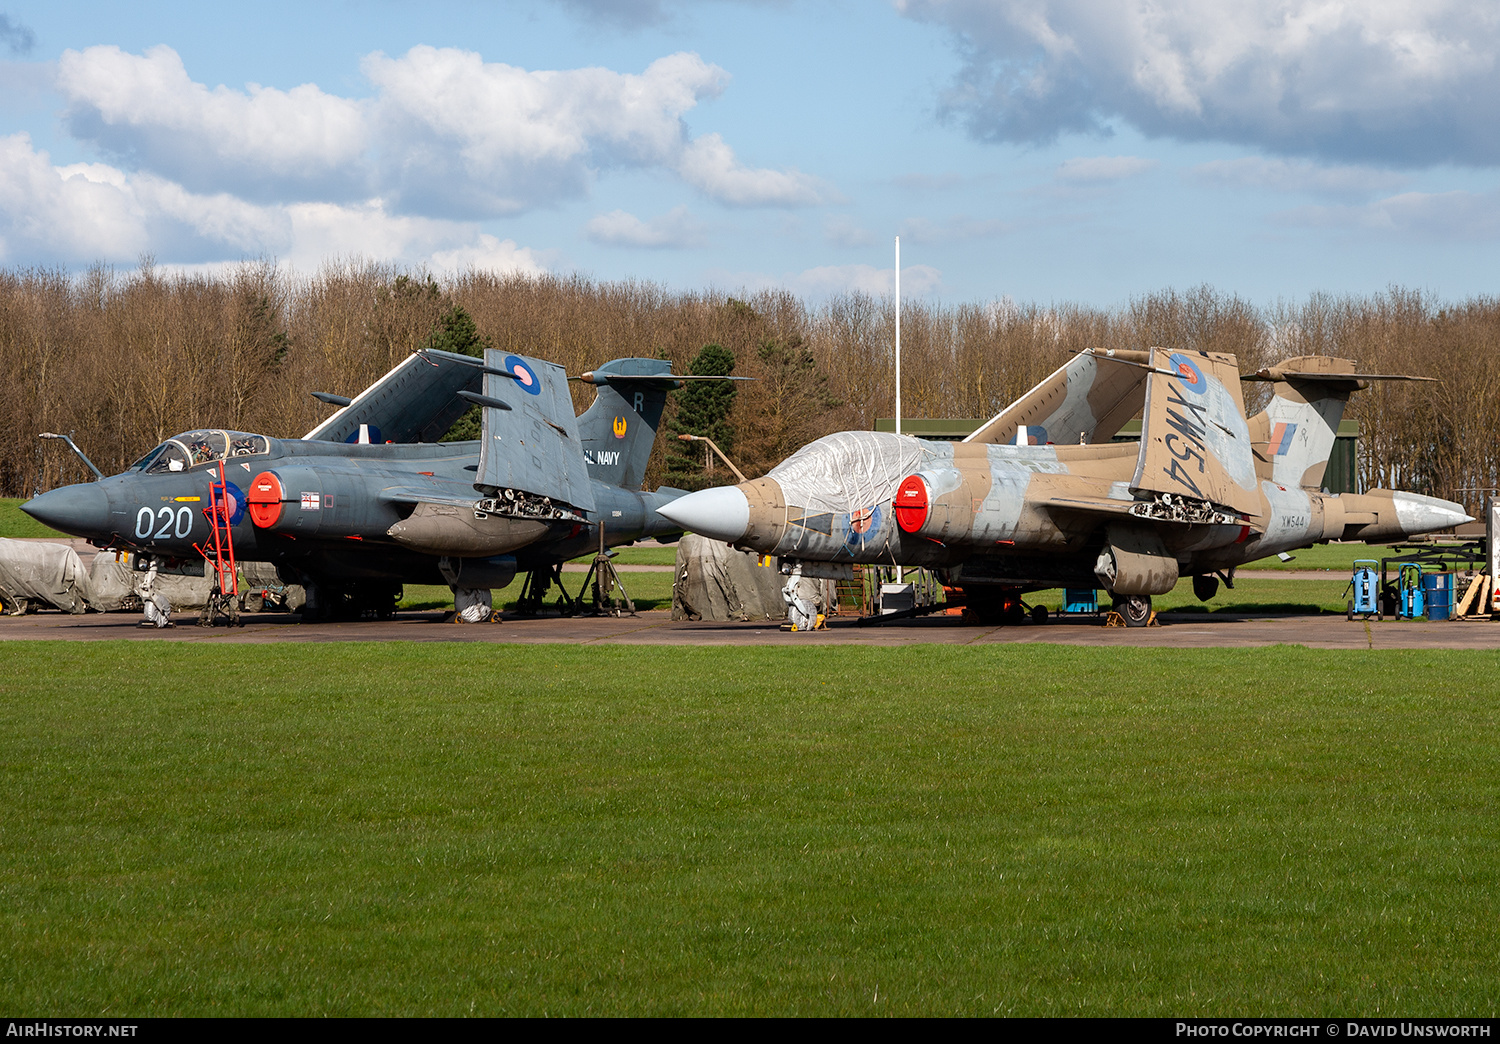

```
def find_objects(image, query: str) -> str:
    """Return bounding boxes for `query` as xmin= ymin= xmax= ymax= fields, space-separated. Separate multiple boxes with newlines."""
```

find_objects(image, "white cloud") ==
xmin=52 ymin=44 xmax=827 ymax=220
xmin=1277 ymin=189 xmax=1500 ymax=239
xmin=363 ymin=47 xmax=729 ymax=216
xmin=58 ymin=45 xmax=369 ymax=201
xmin=1055 ymin=155 xmax=1158 ymax=183
xmin=1191 ymin=157 xmax=1410 ymax=197
xmin=900 ymin=0 xmax=1500 ymax=166
xmin=585 ymin=206 xmax=708 ymax=248
xmin=676 ymin=133 xmax=830 ymax=206
xmin=0 ymin=133 xmax=548 ymax=273
xmin=428 ymin=234 xmax=547 ymax=276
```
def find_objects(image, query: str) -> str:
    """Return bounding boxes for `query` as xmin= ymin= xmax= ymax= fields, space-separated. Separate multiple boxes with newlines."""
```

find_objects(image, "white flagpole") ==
xmin=895 ymin=236 xmax=901 ymax=436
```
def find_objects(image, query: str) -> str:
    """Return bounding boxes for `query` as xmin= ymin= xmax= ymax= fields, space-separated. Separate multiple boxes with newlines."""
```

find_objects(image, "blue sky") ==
xmin=0 ymin=0 xmax=1496 ymax=306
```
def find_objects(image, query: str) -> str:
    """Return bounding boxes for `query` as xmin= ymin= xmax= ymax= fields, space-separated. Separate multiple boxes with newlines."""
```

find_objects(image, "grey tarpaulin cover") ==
xmin=84 ymin=552 xmax=216 ymax=612
xmin=672 ymin=533 xmax=787 ymax=621
xmin=0 ymin=537 xmax=91 ymax=614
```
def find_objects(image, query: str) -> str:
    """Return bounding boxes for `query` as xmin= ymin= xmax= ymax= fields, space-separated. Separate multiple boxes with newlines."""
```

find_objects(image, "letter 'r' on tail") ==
xmin=576 ymin=358 xmax=680 ymax=489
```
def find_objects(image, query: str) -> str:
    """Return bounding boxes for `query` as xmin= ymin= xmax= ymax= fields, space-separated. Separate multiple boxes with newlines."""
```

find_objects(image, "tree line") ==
xmin=1 ymin=262 xmax=1496 ymax=517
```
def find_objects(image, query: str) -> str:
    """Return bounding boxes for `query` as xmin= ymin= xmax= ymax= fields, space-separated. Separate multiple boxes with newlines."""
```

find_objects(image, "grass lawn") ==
xmin=1 ymin=643 xmax=1497 ymax=1015
xmin=1237 ymin=541 xmax=1481 ymax=573
xmin=399 ymin=570 xmax=676 ymax=613
xmin=573 ymin=544 xmax=678 ymax=566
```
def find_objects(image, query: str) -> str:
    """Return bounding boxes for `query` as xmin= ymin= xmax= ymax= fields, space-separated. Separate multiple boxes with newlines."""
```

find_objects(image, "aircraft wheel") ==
xmin=1030 ymin=604 xmax=1048 ymax=624
xmin=1117 ymin=594 xmax=1153 ymax=627
xmin=1192 ymin=574 xmax=1220 ymax=601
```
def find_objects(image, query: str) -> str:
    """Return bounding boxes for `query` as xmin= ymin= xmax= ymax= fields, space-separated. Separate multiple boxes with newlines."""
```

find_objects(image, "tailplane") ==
xmin=964 ymin=348 xmax=1152 ymax=446
xmin=303 ymin=348 xmax=481 ymax=444
xmin=1244 ymin=356 xmax=1435 ymax=490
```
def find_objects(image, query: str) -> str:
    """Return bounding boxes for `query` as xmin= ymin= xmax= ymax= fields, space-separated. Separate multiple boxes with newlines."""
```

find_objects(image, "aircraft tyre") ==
xmin=1192 ymin=574 xmax=1219 ymax=601
xmin=1030 ymin=604 xmax=1048 ymax=624
xmin=1116 ymin=594 xmax=1153 ymax=627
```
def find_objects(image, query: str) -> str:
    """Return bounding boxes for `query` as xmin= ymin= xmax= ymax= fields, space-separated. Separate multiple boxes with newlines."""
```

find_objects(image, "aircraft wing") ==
xmin=303 ymin=349 xmax=482 ymax=444
xmin=1036 ymin=489 xmax=1261 ymax=530
xmin=964 ymin=349 xmax=1152 ymax=446
xmin=472 ymin=350 xmax=597 ymax=514
xmin=1131 ymin=347 xmax=1261 ymax=518
xmin=376 ymin=487 xmax=484 ymax=509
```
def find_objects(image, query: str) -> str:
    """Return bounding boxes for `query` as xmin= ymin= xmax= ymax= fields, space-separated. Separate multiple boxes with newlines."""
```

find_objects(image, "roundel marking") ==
xmin=1168 ymin=352 xmax=1207 ymax=394
xmin=505 ymin=355 xmax=542 ymax=395
xmin=845 ymin=504 xmax=882 ymax=544
xmin=894 ymin=475 xmax=930 ymax=533
xmin=223 ymin=481 xmax=248 ymax=526
xmin=247 ymin=471 xmax=284 ymax=528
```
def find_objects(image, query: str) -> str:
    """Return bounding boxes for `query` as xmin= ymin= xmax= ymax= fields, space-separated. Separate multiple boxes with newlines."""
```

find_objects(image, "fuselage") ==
xmin=23 ymin=429 xmax=681 ymax=589
xmin=657 ymin=432 xmax=1471 ymax=592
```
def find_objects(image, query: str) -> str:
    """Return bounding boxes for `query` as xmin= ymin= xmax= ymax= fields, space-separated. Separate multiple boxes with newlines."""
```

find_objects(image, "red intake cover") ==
xmin=894 ymin=474 xmax=929 ymax=533
xmin=247 ymin=471 xmax=283 ymax=528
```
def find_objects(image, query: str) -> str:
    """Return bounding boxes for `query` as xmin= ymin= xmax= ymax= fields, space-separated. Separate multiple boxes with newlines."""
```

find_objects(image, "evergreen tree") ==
xmin=665 ymin=343 xmax=738 ymax=490
xmin=427 ymin=305 xmax=492 ymax=441
xmin=738 ymin=334 xmax=841 ymax=475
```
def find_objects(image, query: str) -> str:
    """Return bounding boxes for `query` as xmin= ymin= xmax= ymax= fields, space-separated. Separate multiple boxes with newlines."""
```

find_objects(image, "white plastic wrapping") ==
xmin=767 ymin=432 xmax=930 ymax=514
xmin=454 ymin=587 xmax=493 ymax=623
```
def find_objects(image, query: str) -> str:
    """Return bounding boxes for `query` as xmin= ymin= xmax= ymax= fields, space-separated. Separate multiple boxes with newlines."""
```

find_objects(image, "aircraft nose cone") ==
xmin=656 ymin=484 xmax=751 ymax=543
xmin=1391 ymin=491 xmax=1474 ymax=536
xmin=21 ymin=483 xmax=111 ymax=539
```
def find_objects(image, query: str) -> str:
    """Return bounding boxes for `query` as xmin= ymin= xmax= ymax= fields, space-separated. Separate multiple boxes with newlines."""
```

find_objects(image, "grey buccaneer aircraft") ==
xmin=23 ymin=347 xmax=703 ymax=618
xmin=657 ymin=348 xmax=1471 ymax=627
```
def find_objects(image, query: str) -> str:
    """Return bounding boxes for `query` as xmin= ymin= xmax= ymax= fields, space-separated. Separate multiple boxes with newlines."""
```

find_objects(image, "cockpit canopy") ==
xmin=131 ymin=430 xmax=271 ymax=475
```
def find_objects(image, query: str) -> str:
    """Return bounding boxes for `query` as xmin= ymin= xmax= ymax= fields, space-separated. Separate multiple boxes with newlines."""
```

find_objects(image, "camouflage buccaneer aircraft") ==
xmin=22 ymin=347 xmax=706 ymax=619
xmin=657 ymin=348 xmax=1471 ymax=627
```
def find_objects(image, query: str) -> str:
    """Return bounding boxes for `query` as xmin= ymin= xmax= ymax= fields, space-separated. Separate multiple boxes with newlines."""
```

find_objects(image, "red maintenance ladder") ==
xmin=194 ymin=460 xmax=240 ymax=626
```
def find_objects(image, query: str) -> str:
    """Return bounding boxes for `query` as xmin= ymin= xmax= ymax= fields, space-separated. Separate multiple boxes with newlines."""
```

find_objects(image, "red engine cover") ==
xmin=247 ymin=471 xmax=283 ymax=528
xmin=894 ymin=474 xmax=929 ymax=533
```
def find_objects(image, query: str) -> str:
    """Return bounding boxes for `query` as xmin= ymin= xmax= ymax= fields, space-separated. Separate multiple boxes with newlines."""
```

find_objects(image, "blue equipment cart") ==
xmin=1347 ymin=559 xmax=1379 ymax=620
xmin=1397 ymin=563 xmax=1426 ymax=620
xmin=1062 ymin=588 xmax=1098 ymax=614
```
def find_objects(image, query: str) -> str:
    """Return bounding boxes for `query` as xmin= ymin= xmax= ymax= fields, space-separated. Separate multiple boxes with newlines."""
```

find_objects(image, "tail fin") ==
xmin=577 ymin=358 xmax=679 ymax=490
xmin=1131 ymin=347 xmax=1261 ymax=517
xmin=1245 ymin=356 xmax=1362 ymax=490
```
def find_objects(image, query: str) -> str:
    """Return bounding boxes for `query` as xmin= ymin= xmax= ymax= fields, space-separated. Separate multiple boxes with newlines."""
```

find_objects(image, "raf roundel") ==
xmin=505 ymin=355 xmax=542 ymax=395
xmin=1167 ymin=352 xmax=1208 ymax=394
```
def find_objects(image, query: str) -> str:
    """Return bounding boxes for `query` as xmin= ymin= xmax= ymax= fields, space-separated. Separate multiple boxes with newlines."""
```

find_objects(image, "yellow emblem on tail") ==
xmin=612 ymin=416 xmax=627 ymax=438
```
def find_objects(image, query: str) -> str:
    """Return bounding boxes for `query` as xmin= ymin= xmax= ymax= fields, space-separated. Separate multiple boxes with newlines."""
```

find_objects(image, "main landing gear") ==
xmin=1109 ymin=593 xmax=1154 ymax=627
